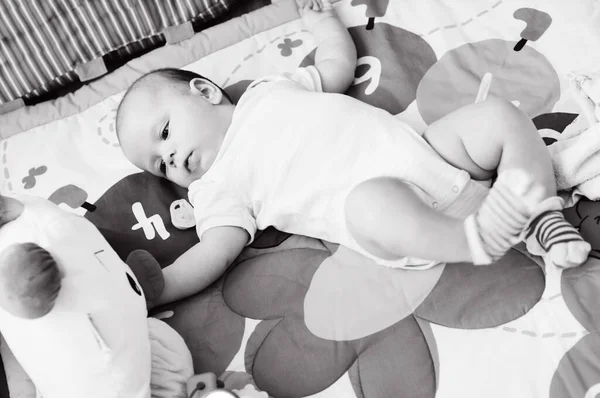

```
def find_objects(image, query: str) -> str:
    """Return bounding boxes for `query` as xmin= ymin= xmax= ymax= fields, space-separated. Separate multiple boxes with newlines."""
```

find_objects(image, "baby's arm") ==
xmin=156 ymin=226 xmax=248 ymax=306
xmin=298 ymin=0 xmax=357 ymax=93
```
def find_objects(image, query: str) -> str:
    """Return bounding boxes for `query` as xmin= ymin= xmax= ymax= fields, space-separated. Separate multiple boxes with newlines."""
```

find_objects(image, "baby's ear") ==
xmin=189 ymin=78 xmax=223 ymax=105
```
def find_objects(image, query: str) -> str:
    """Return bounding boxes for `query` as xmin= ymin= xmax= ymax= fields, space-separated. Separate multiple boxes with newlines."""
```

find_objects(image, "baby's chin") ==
xmin=166 ymin=174 xmax=197 ymax=190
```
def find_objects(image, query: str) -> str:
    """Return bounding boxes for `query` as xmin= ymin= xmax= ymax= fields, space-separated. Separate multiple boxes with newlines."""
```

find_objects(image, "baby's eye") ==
xmin=161 ymin=122 xmax=169 ymax=140
xmin=159 ymin=160 xmax=167 ymax=175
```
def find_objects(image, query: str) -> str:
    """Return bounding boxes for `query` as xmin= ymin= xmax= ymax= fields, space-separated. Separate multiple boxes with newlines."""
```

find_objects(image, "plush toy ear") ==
xmin=0 ymin=243 xmax=62 ymax=319
xmin=0 ymin=196 xmax=10 ymax=229
xmin=0 ymin=196 xmax=4 ymax=227
xmin=126 ymin=250 xmax=165 ymax=309
xmin=0 ymin=195 xmax=24 ymax=228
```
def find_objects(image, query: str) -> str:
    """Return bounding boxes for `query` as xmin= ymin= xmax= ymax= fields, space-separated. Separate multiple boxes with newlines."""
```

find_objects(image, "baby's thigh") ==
xmin=343 ymin=177 xmax=434 ymax=257
xmin=423 ymin=98 xmax=522 ymax=180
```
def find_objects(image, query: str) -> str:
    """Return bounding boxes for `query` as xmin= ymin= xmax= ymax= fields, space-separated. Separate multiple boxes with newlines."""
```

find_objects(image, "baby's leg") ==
xmin=423 ymin=98 xmax=590 ymax=267
xmin=344 ymin=173 xmax=540 ymax=264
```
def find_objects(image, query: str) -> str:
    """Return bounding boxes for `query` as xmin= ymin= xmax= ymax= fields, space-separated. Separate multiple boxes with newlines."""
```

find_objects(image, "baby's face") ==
xmin=118 ymin=80 xmax=233 ymax=188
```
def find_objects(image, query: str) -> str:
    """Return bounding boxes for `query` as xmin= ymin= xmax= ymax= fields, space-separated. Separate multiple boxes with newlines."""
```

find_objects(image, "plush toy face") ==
xmin=0 ymin=195 xmax=151 ymax=398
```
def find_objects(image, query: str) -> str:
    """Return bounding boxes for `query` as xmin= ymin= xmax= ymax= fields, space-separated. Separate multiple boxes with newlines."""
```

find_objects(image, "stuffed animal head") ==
xmin=0 ymin=194 xmax=152 ymax=398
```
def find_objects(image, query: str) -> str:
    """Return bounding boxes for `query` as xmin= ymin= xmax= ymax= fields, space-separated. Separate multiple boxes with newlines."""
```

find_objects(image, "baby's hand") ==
xmin=297 ymin=0 xmax=337 ymax=29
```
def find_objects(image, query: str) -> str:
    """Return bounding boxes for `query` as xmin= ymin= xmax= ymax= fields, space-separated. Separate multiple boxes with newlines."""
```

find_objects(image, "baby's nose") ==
xmin=164 ymin=152 xmax=176 ymax=167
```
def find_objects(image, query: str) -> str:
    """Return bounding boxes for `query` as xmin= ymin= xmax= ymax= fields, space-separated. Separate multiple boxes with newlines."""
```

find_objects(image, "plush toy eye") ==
xmin=126 ymin=272 xmax=142 ymax=296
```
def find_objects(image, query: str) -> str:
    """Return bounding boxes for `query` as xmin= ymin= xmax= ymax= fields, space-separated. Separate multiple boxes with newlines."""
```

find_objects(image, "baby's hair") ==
xmin=115 ymin=68 xmax=232 ymax=140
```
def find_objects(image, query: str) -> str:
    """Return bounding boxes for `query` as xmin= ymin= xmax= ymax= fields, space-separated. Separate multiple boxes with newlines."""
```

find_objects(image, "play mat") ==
xmin=1 ymin=0 xmax=600 ymax=397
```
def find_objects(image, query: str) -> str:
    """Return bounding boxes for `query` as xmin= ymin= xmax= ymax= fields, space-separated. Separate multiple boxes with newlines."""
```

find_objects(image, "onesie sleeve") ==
xmin=245 ymin=66 xmax=324 ymax=93
xmin=283 ymin=66 xmax=324 ymax=92
xmin=188 ymin=180 xmax=257 ymax=245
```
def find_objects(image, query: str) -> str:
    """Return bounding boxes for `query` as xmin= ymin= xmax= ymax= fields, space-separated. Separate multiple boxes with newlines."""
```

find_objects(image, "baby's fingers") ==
xmin=321 ymin=0 xmax=333 ymax=10
xmin=296 ymin=0 xmax=314 ymax=14
xmin=295 ymin=0 xmax=308 ymax=11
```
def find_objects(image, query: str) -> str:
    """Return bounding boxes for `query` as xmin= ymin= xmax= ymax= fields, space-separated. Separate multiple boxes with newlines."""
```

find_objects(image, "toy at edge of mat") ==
xmin=0 ymin=194 xmax=194 ymax=398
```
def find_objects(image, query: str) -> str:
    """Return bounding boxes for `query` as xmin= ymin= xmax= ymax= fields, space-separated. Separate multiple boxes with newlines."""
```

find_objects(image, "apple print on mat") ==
xmin=416 ymin=8 xmax=559 ymax=124
xmin=350 ymin=0 xmax=390 ymax=30
xmin=301 ymin=23 xmax=437 ymax=115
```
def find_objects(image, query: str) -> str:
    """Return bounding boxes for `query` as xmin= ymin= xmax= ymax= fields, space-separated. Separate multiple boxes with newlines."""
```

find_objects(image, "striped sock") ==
xmin=526 ymin=210 xmax=584 ymax=252
xmin=465 ymin=170 xmax=543 ymax=264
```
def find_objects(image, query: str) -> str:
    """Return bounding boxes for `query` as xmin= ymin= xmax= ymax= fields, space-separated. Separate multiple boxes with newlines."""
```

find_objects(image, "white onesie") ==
xmin=188 ymin=67 xmax=489 ymax=269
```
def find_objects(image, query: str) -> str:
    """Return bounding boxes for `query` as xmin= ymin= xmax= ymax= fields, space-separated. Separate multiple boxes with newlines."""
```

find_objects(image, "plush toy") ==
xmin=0 ymin=194 xmax=270 ymax=398
xmin=187 ymin=373 xmax=268 ymax=397
xmin=0 ymin=194 xmax=193 ymax=398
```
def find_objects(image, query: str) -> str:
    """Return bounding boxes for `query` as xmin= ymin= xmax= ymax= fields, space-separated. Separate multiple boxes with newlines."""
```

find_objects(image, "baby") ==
xmin=116 ymin=0 xmax=591 ymax=307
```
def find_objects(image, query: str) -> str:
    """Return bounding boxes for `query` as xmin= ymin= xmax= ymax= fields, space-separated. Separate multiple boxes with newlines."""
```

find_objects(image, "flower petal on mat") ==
xmin=414 ymin=246 xmax=545 ymax=329
xmin=163 ymin=281 xmax=245 ymax=376
xmin=561 ymin=199 xmax=600 ymax=331
xmin=550 ymin=331 xmax=600 ymax=398
xmin=561 ymin=257 xmax=600 ymax=332
xmin=224 ymin=247 xmax=327 ymax=319
xmin=304 ymin=245 xmax=444 ymax=340
xmin=251 ymin=316 xmax=356 ymax=397
xmin=348 ymin=316 xmax=437 ymax=398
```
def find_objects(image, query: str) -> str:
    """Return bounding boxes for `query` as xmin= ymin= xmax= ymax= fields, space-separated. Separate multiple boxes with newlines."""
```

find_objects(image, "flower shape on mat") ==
xmin=222 ymin=228 xmax=545 ymax=398
xmin=81 ymin=170 xmax=541 ymax=398
xmin=550 ymin=199 xmax=600 ymax=397
xmin=21 ymin=166 xmax=47 ymax=189
xmin=278 ymin=38 xmax=303 ymax=57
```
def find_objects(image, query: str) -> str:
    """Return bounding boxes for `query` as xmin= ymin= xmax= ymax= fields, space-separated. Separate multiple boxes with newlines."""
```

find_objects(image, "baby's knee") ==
xmin=345 ymin=178 xmax=405 ymax=227
xmin=482 ymin=97 xmax=527 ymax=126
xmin=344 ymin=178 xmax=417 ymax=258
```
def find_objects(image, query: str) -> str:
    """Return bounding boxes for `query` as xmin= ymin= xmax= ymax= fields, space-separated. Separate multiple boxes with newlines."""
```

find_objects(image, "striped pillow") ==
xmin=0 ymin=0 xmax=239 ymax=106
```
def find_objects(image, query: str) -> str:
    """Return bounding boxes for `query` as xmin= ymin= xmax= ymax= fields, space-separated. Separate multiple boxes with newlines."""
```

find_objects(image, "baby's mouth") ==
xmin=185 ymin=154 xmax=191 ymax=173
xmin=185 ymin=152 xmax=195 ymax=173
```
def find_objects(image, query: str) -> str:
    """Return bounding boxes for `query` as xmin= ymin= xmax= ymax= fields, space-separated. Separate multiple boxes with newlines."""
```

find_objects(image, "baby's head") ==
xmin=116 ymin=68 xmax=234 ymax=188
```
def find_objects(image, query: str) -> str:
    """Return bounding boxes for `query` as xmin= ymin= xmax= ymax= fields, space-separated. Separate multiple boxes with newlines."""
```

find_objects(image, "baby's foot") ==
xmin=465 ymin=169 xmax=545 ymax=265
xmin=527 ymin=210 xmax=591 ymax=268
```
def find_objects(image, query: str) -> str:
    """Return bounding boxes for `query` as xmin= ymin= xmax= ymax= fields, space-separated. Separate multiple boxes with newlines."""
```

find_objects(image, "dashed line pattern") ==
xmin=221 ymin=0 xmax=505 ymax=86
xmin=499 ymin=326 xmax=588 ymax=339
xmin=96 ymin=112 xmax=120 ymax=148
xmin=221 ymin=29 xmax=308 ymax=87
xmin=1 ymin=140 xmax=13 ymax=192
xmin=418 ymin=0 xmax=504 ymax=37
